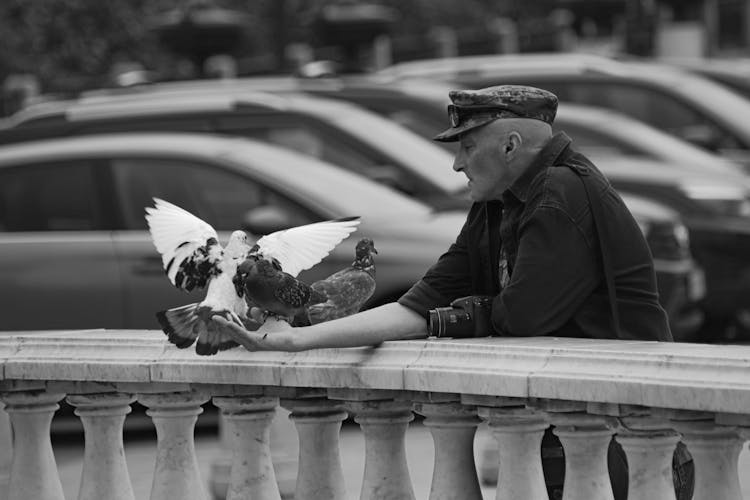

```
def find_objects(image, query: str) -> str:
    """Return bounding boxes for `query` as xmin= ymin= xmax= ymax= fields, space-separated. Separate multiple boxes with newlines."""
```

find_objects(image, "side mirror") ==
xmin=242 ymin=206 xmax=294 ymax=235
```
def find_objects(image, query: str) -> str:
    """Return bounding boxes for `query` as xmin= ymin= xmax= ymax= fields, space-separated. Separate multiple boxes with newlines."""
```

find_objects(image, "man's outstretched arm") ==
xmin=212 ymin=302 xmax=429 ymax=352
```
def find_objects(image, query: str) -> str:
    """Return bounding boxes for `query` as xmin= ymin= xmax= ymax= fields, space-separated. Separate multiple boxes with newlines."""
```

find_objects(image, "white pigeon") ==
xmin=145 ymin=197 xmax=360 ymax=355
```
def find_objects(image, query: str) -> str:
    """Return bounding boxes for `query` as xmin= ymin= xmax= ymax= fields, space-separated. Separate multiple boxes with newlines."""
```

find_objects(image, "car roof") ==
xmin=5 ymin=89 xmax=326 ymax=126
xmin=377 ymin=52 xmax=627 ymax=80
xmin=77 ymin=73 xmax=453 ymax=99
xmin=0 ymin=132 xmax=434 ymax=219
xmin=6 ymin=77 xmax=453 ymax=127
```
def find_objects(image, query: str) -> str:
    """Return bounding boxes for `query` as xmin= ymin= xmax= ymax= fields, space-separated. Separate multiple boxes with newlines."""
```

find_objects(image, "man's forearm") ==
xmin=294 ymin=302 xmax=429 ymax=350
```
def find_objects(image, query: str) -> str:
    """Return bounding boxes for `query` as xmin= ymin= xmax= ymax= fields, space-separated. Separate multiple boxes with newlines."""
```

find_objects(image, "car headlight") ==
xmin=679 ymin=183 xmax=750 ymax=217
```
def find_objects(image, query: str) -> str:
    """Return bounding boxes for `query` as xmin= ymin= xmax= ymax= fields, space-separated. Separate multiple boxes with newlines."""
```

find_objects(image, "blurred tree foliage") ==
xmin=0 ymin=0 xmax=514 ymax=95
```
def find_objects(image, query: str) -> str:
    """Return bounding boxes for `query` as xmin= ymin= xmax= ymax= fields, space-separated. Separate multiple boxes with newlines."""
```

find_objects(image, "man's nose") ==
xmin=452 ymin=152 xmax=465 ymax=172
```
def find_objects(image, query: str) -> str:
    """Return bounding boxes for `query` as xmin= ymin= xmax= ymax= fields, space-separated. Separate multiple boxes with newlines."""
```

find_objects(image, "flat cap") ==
xmin=434 ymin=85 xmax=558 ymax=142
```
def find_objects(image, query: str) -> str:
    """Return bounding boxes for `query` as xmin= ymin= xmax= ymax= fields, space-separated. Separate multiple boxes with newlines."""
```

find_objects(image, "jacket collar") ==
xmin=505 ymin=132 xmax=572 ymax=203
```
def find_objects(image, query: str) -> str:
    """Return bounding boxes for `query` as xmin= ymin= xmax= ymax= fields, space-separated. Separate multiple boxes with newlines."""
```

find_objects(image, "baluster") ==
xmin=415 ymin=401 xmax=482 ymax=500
xmin=282 ymin=397 xmax=348 ymax=500
xmin=478 ymin=406 xmax=549 ymax=500
xmin=672 ymin=421 xmax=743 ymax=500
xmin=212 ymin=395 xmax=281 ymax=500
xmin=1 ymin=390 xmax=66 ymax=500
xmin=138 ymin=391 xmax=210 ymax=500
xmin=67 ymin=393 xmax=136 ymax=500
xmin=346 ymin=399 xmax=416 ymax=500
xmin=551 ymin=413 xmax=616 ymax=500
xmin=0 ymin=401 xmax=11 ymax=500
xmin=614 ymin=416 xmax=680 ymax=500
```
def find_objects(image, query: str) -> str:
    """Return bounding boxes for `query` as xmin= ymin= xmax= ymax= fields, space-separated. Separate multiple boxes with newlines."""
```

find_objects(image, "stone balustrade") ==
xmin=0 ymin=329 xmax=749 ymax=499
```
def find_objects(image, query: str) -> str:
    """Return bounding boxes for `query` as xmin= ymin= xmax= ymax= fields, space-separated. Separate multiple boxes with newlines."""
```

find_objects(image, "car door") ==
xmin=106 ymin=154 xmax=341 ymax=328
xmin=0 ymin=159 xmax=123 ymax=330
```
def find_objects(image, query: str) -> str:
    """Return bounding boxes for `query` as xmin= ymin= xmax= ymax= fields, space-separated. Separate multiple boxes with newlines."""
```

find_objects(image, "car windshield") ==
xmin=226 ymin=139 xmax=435 ymax=219
xmin=323 ymin=105 xmax=465 ymax=194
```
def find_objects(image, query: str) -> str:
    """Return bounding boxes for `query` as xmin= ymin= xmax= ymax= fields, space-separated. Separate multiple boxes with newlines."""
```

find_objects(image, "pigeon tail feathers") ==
xmin=157 ymin=303 xmax=238 ymax=355
xmin=156 ymin=303 xmax=201 ymax=349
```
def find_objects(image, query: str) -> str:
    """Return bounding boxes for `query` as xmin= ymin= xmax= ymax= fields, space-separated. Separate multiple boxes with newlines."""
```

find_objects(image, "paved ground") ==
xmin=52 ymin=415 xmax=750 ymax=500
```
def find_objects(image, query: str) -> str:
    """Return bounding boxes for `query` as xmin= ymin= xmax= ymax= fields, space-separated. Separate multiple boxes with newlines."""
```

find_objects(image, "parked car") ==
xmin=0 ymin=132 xmax=469 ymax=331
xmin=377 ymin=52 xmax=750 ymax=172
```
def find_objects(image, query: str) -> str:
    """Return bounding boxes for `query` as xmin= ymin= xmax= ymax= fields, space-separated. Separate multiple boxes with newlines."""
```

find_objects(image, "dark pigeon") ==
xmin=306 ymin=238 xmax=377 ymax=325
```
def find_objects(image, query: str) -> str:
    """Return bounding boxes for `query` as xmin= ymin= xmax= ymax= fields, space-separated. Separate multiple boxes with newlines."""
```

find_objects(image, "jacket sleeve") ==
xmin=398 ymin=211 xmax=475 ymax=319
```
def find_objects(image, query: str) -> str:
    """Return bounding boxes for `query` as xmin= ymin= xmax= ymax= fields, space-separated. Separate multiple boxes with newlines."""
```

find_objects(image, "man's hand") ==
xmin=212 ymin=315 xmax=300 ymax=352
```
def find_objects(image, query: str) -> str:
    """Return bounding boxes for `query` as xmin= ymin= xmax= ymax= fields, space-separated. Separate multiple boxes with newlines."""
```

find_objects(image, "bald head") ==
xmin=479 ymin=117 xmax=552 ymax=144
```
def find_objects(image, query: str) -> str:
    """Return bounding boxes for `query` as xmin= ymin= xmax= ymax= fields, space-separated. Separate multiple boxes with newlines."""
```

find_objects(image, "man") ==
xmin=213 ymin=85 xmax=688 ymax=498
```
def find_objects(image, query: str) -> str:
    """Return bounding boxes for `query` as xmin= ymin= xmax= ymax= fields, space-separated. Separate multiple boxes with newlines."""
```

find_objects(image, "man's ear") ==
xmin=504 ymin=131 xmax=522 ymax=154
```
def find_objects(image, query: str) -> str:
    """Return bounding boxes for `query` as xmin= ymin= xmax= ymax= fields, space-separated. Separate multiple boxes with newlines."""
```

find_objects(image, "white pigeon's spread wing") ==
xmin=256 ymin=217 xmax=360 ymax=277
xmin=145 ymin=198 xmax=223 ymax=291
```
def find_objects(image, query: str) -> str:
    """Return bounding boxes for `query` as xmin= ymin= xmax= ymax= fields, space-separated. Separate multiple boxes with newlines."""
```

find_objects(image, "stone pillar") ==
xmin=478 ymin=406 xmax=549 ymax=500
xmin=67 ymin=393 xmax=136 ymax=500
xmin=416 ymin=402 xmax=482 ymax=500
xmin=213 ymin=395 xmax=281 ymax=500
xmin=347 ymin=399 xmax=416 ymax=500
xmin=139 ymin=391 xmax=210 ymax=500
xmin=282 ymin=398 xmax=348 ymax=500
xmin=615 ymin=417 xmax=680 ymax=500
xmin=0 ymin=402 xmax=11 ymax=500
xmin=673 ymin=421 xmax=742 ymax=500
xmin=1 ymin=391 xmax=66 ymax=500
xmin=551 ymin=413 xmax=616 ymax=500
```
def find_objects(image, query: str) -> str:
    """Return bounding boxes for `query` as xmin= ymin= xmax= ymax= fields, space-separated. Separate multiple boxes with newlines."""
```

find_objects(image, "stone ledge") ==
xmin=0 ymin=331 xmax=748 ymax=413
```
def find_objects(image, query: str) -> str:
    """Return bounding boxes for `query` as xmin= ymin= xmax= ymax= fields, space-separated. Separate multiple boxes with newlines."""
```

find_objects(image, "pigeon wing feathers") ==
xmin=145 ymin=198 xmax=223 ymax=290
xmin=273 ymin=274 xmax=327 ymax=309
xmin=256 ymin=217 xmax=360 ymax=277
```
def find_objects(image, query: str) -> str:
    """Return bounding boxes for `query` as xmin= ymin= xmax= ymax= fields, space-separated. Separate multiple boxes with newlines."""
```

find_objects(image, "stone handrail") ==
xmin=0 ymin=329 xmax=749 ymax=499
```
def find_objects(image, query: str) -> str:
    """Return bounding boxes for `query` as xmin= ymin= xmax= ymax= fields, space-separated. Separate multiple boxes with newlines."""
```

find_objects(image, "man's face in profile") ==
xmin=453 ymin=123 xmax=512 ymax=202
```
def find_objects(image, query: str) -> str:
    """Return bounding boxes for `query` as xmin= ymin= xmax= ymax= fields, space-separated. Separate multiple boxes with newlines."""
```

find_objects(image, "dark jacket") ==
xmin=399 ymin=132 xmax=672 ymax=341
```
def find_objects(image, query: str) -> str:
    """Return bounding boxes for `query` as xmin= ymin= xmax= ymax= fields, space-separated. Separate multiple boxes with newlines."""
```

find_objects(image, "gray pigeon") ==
xmin=306 ymin=238 xmax=377 ymax=325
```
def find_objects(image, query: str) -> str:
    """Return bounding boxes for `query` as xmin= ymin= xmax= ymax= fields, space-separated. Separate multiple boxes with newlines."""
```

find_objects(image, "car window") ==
xmin=216 ymin=115 xmax=382 ymax=173
xmin=216 ymin=115 xmax=445 ymax=198
xmin=560 ymin=82 xmax=743 ymax=150
xmin=0 ymin=161 xmax=102 ymax=231
xmin=110 ymin=157 xmax=316 ymax=230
